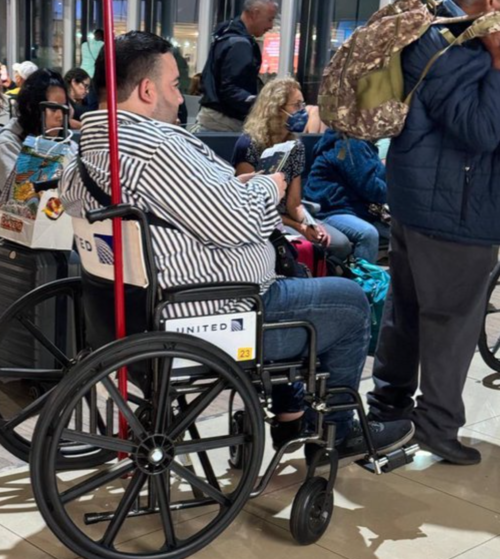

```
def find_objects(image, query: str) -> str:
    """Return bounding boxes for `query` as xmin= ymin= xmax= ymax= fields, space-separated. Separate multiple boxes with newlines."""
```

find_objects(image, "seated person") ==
xmin=64 ymin=68 xmax=92 ymax=129
xmin=7 ymin=61 xmax=39 ymax=97
xmin=304 ymin=129 xmax=390 ymax=264
xmin=232 ymin=77 xmax=351 ymax=262
xmin=60 ymin=31 xmax=413 ymax=462
xmin=0 ymin=85 xmax=10 ymax=127
xmin=0 ymin=69 xmax=68 ymax=195
xmin=304 ymin=105 xmax=328 ymax=134
xmin=188 ymin=72 xmax=202 ymax=96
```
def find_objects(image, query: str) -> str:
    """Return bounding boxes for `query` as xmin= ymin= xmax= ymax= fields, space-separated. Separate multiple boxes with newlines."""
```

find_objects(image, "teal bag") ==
xmin=349 ymin=258 xmax=390 ymax=355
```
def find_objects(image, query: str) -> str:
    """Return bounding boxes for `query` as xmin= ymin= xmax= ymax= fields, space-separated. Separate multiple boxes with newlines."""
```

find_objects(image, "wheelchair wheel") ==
xmin=0 ymin=278 xmax=96 ymax=466
xmin=290 ymin=477 xmax=334 ymax=545
xmin=478 ymin=263 xmax=500 ymax=373
xmin=31 ymin=332 xmax=264 ymax=559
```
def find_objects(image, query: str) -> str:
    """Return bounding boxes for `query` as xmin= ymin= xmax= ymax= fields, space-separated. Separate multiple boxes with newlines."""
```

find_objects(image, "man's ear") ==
xmin=486 ymin=0 xmax=500 ymax=12
xmin=137 ymin=78 xmax=156 ymax=105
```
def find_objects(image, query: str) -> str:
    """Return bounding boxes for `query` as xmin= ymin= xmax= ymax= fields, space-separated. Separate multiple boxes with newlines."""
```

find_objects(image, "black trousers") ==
xmin=367 ymin=219 xmax=493 ymax=440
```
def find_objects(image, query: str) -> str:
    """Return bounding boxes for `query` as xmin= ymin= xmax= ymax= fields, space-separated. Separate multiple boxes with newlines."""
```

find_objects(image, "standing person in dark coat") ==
xmin=367 ymin=0 xmax=500 ymax=465
xmin=193 ymin=0 xmax=278 ymax=132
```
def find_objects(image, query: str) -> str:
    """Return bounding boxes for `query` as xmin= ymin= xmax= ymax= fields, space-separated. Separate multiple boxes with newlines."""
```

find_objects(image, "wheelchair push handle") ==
xmin=33 ymin=179 xmax=60 ymax=193
xmin=40 ymin=102 xmax=70 ymax=140
xmin=86 ymin=204 xmax=147 ymax=224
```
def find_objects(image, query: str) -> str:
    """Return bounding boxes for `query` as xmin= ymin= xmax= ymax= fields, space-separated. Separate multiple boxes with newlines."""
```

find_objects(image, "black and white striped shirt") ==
xmin=61 ymin=110 xmax=281 ymax=317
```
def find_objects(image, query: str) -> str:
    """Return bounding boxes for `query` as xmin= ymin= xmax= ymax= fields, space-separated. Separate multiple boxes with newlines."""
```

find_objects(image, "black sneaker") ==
xmin=337 ymin=418 xmax=415 ymax=461
xmin=270 ymin=417 xmax=304 ymax=453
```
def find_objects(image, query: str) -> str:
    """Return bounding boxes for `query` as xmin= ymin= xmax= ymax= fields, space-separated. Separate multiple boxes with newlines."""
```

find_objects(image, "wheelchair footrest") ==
xmin=357 ymin=443 xmax=419 ymax=475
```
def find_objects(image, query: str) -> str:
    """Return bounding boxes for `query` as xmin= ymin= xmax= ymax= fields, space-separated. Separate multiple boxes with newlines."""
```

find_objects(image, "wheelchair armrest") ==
xmin=302 ymin=199 xmax=321 ymax=216
xmin=164 ymin=283 xmax=260 ymax=304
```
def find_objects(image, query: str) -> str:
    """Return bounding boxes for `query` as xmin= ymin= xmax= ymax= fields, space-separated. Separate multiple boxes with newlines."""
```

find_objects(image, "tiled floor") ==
xmin=1 ymin=352 xmax=500 ymax=559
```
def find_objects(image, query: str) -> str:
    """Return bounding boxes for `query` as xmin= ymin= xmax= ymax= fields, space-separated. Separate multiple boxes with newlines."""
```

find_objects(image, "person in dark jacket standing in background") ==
xmin=193 ymin=0 xmax=278 ymax=132
xmin=304 ymin=130 xmax=389 ymax=263
xmin=367 ymin=0 xmax=500 ymax=466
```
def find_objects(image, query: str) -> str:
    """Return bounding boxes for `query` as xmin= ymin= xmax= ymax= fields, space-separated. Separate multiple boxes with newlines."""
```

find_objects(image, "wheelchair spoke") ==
xmin=60 ymin=459 xmax=135 ymax=505
xmin=168 ymin=381 xmax=226 ymax=440
xmin=101 ymin=470 xmax=148 ymax=548
xmin=16 ymin=314 xmax=71 ymax=368
xmin=154 ymin=473 xmax=177 ymax=550
xmin=61 ymin=429 xmax=136 ymax=454
xmin=1 ymin=389 xmax=52 ymax=431
xmin=101 ymin=377 xmax=148 ymax=440
xmin=176 ymin=435 xmax=246 ymax=455
xmin=154 ymin=357 xmax=173 ymax=433
xmin=171 ymin=461 xmax=230 ymax=507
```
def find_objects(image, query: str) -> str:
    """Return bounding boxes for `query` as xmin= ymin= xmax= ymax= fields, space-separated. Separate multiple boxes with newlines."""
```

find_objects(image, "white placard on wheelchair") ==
xmin=165 ymin=312 xmax=257 ymax=368
xmin=72 ymin=217 xmax=149 ymax=287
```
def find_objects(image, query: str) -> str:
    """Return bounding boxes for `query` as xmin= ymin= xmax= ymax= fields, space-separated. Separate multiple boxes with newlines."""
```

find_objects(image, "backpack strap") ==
xmin=76 ymin=151 xmax=178 ymax=231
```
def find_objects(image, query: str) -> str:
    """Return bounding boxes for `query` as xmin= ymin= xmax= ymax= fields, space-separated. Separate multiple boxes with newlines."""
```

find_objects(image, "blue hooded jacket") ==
xmin=388 ymin=0 xmax=500 ymax=245
xmin=304 ymin=129 xmax=387 ymax=221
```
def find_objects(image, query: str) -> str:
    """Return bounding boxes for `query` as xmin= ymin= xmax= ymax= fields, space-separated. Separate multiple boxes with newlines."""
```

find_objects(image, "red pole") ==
xmin=102 ymin=0 xmax=128 ymax=441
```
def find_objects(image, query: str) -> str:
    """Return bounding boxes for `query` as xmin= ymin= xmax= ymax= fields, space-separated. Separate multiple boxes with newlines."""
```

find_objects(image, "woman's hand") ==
xmin=300 ymin=223 xmax=331 ymax=247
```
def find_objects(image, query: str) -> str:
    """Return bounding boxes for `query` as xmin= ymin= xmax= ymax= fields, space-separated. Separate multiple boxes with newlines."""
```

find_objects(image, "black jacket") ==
xmin=200 ymin=18 xmax=262 ymax=121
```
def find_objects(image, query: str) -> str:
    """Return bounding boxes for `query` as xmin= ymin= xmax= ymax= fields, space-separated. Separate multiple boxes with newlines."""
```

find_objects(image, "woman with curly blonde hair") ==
xmin=232 ymin=77 xmax=351 ymax=259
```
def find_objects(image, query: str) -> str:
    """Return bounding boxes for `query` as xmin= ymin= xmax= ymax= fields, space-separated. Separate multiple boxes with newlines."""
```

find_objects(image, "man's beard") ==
xmin=152 ymin=97 xmax=176 ymax=124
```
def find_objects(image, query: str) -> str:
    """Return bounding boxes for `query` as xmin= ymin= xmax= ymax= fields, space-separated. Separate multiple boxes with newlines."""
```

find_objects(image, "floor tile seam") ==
xmin=391 ymin=470 xmax=500 ymax=515
xmin=448 ymin=533 xmax=500 ymax=559
xmin=0 ymin=522 xmax=60 ymax=559
xmin=0 ymin=508 xmax=217 ymax=556
xmin=242 ymin=508 xmax=351 ymax=559
xmin=112 ymin=508 xmax=219 ymax=547
xmin=464 ymin=424 xmax=500 ymax=440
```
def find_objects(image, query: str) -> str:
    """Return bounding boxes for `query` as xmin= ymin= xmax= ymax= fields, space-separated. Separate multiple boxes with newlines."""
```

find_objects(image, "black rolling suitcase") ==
xmin=0 ymin=239 xmax=80 ymax=371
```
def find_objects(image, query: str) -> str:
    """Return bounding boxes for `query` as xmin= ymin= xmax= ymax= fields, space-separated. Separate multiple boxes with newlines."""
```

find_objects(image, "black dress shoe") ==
xmin=414 ymin=433 xmax=481 ymax=465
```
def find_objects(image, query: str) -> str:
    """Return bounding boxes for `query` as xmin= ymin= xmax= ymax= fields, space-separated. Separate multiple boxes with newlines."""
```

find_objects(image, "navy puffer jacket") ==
xmin=388 ymin=0 xmax=500 ymax=245
xmin=304 ymin=130 xmax=387 ymax=221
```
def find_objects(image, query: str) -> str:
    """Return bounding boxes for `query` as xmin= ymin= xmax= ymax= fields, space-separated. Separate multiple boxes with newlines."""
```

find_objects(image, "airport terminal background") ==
xmin=1 ymin=1 xmax=500 ymax=559
xmin=1 ymin=0 xmax=383 ymax=105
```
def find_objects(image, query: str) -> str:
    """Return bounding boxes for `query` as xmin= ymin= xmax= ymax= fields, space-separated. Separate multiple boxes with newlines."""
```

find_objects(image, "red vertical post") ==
xmin=102 ymin=0 xmax=128 ymax=442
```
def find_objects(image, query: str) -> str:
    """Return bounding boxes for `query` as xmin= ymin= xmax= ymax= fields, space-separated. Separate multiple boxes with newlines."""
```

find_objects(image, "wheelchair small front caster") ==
xmin=229 ymin=410 xmax=246 ymax=469
xmin=290 ymin=476 xmax=334 ymax=545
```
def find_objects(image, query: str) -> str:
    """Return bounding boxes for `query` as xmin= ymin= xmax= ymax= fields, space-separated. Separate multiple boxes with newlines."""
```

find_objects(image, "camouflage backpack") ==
xmin=318 ymin=0 xmax=500 ymax=141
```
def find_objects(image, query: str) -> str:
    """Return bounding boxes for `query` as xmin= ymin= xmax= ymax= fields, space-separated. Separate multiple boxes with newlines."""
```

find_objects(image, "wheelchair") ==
xmin=1 ymin=204 xmax=417 ymax=559
xmin=478 ymin=260 xmax=500 ymax=390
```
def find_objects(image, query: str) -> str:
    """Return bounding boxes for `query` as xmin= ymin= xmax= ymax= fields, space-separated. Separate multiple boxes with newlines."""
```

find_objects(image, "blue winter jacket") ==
xmin=303 ymin=129 xmax=387 ymax=221
xmin=388 ymin=0 xmax=500 ymax=245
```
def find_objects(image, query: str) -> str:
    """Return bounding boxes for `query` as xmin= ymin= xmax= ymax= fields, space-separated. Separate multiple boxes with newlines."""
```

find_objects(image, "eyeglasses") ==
xmin=81 ymin=82 xmax=91 ymax=91
xmin=285 ymin=101 xmax=306 ymax=111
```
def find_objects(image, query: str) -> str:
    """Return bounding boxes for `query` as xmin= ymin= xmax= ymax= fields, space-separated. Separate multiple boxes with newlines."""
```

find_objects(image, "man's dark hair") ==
xmin=17 ymin=69 xmax=67 ymax=137
xmin=64 ymin=67 xmax=90 ymax=88
xmin=94 ymin=29 xmax=104 ymax=41
xmin=93 ymin=31 xmax=173 ymax=103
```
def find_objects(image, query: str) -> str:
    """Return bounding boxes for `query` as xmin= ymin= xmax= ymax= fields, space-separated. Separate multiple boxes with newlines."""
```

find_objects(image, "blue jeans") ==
xmin=262 ymin=277 xmax=371 ymax=440
xmin=324 ymin=214 xmax=389 ymax=264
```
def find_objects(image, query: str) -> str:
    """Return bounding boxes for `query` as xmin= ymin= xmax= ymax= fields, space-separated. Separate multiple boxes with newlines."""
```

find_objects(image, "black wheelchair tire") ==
xmin=0 ymin=278 xmax=110 ymax=468
xmin=290 ymin=477 xmax=334 ymax=546
xmin=31 ymin=332 xmax=265 ymax=559
xmin=478 ymin=262 xmax=500 ymax=373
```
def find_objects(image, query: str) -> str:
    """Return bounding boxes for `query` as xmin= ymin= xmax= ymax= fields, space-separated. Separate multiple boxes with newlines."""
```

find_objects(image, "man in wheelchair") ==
xmin=60 ymin=31 xmax=414 ymax=465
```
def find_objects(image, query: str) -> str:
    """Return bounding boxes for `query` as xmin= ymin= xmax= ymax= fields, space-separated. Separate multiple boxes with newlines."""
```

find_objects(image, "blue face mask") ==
xmin=283 ymin=108 xmax=308 ymax=133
